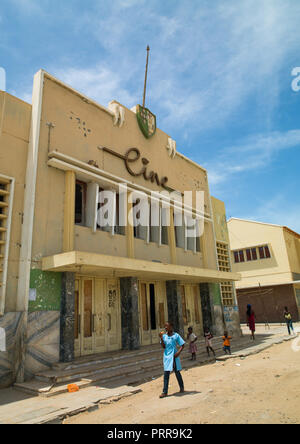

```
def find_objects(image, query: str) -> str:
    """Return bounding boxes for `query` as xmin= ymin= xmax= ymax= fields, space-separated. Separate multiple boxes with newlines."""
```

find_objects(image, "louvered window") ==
xmin=216 ymin=242 xmax=234 ymax=306
xmin=0 ymin=175 xmax=14 ymax=314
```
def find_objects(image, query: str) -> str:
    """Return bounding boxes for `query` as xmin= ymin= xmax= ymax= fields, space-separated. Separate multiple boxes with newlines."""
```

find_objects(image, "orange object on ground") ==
xmin=68 ymin=384 xmax=79 ymax=393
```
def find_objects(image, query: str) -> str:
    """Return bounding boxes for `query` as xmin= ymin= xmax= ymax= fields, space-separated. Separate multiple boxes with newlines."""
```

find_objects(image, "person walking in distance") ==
xmin=247 ymin=304 xmax=256 ymax=340
xmin=159 ymin=322 xmax=185 ymax=398
xmin=284 ymin=307 xmax=295 ymax=335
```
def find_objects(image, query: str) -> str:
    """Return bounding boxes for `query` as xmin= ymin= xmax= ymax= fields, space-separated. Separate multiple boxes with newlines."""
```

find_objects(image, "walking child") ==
xmin=223 ymin=331 xmax=232 ymax=355
xmin=187 ymin=327 xmax=197 ymax=361
xmin=204 ymin=327 xmax=216 ymax=358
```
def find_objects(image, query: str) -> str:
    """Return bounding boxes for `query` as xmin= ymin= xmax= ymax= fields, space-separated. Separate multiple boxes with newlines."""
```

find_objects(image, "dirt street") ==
xmin=64 ymin=337 xmax=300 ymax=425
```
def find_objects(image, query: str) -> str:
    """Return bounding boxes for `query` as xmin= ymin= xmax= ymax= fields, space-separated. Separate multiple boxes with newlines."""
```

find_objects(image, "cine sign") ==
xmin=102 ymin=147 xmax=169 ymax=190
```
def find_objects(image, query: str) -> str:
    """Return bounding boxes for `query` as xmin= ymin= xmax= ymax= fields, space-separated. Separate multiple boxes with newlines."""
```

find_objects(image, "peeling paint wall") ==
xmin=29 ymin=269 xmax=61 ymax=312
xmin=210 ymin=282 xmax=222 ymax=306
xmin=223 ymin=305 xmax=241 ymax=335
xmin=209 ymin=283 xmax=225 ymax=336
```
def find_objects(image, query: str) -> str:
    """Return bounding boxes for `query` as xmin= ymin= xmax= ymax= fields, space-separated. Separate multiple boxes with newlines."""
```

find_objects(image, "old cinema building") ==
xmin=0 ymin=70 xmax=240 ymax=385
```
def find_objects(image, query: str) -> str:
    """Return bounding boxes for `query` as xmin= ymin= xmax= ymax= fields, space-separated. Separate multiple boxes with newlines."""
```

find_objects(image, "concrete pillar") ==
xmin=166 ymin=281 xmax=184 ymax=337
xmin=63 ymin=171 xmax=75 ymax=253
xmin=200 ymin=283 xmax=225 ymax=336
xmin=60 ymin=272 xmax=75 ymax=363
xmin=120 ymin=277 xmax=140 ymax=350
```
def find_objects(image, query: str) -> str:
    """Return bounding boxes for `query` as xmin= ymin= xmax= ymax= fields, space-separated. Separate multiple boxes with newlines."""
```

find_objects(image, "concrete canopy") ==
xmin=42 ymin=251 xmax=240 ymax=283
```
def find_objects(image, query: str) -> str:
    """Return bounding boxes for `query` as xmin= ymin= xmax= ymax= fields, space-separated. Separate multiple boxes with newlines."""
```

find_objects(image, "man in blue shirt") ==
xmin=159 ymin=322 xmax=185 ymax=398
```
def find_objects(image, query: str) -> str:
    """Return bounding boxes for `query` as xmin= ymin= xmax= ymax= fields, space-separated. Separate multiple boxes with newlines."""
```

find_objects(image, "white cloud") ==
xmin=205 ymin=130 xmax=300 ymax=186
xmin=53 ymin=65 xmax=138 ymax=109
xmin=240 ymin=193 xmax=300 ymax=234
xmin=8 ymin=0 xmax=300 ymax=137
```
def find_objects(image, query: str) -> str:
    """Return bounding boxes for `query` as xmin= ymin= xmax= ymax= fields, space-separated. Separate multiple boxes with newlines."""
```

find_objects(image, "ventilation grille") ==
xmin=216 ymin=241 xmax=234 ymax=306
xmin=0 ymin=175 xmax=14 ymax=314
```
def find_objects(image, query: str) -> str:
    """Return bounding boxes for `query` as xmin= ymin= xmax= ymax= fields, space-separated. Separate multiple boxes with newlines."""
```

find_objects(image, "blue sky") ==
xmin=1 ymin=0 xmax=300 ymax=231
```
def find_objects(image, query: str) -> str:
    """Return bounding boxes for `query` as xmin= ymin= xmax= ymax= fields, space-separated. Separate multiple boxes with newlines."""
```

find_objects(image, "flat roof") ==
xmin=228 ymin=217 xmax=300 ymax=238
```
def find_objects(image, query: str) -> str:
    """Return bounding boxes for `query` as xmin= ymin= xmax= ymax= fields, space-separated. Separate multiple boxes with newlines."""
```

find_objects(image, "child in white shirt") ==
xmin=187 ymin=327 xmax=197 ymax=361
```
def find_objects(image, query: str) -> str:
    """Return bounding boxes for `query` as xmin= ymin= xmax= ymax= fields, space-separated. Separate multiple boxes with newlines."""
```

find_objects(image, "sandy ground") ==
xmin=64 ymin=337 xmax=300 ymax=425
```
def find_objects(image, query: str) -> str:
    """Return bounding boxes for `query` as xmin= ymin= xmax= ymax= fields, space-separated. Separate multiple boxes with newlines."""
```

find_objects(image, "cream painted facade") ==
xmin=228 ymin=218 xmax=300 ymax=323
xmin=0 ymin=70 xmax=240 ymax=386
xmin=228 ymin=218 xmax=300 ymax=288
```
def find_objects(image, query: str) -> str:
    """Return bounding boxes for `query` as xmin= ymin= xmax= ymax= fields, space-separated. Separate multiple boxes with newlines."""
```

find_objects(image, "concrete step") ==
xmin=52 ymin=337 xmax=228 ymax=372
xmin=36 ymin=349 xmax=220 ymax=389
xmin=52 ymin=344 xmax=161 ymax=371
xmin=14 ymin=352 xmax=218 ymax=398
xmin=52 ymin=339 xmax=226 ymax=372
xmin=15 ymin=336 xmax=249 ymax=397
xmin=35 ymin=355 xmax=165 ymax=384
xmin=52 ymin=346 xmax=162 ymax=373
xmin=36 ymin=337 xmax=241 ymax=385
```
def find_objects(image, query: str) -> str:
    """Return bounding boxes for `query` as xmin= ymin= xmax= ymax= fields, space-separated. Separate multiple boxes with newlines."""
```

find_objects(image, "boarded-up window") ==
xmin=265 ymin=245 xmax=271 ymax=258
xmin=84 ymin=280 xmax=93 ymax=338
xmin=149 ymin=203 xmax=160 ymax=244
xmin=141 ymin=283 xmax=149 ymax=331
xmin=258 ymin=245 xmax=271 ymax=259
xmin=161 ymin=207 xmax=169 ymax=245
xmin=239 ymin=250 xmax=245 ymax=262
xmin=174 ymin=211 xmax=185 ymax=249
xmin=75 ymin=181 xmax=87 ymax=225
xmin=149 ymin=284 xmax=156 ymax=330
xmin=115 ymin=193 xmax=125 ymax=235
xmin=252 ymin=248 xmax=258 ymax=260
xmin=259 ymin=246 xmax=265 ymax=259
xmin=159 ymin=303 xmax=165 ymax=328
xmin=246 ymin=249 xmax=251 ymax=261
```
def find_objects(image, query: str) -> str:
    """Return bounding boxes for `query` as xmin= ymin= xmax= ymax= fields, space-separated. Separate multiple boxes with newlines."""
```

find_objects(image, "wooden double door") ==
xmin=139 ymin=281 xmax=168 ymax=346
xmin=74 ymin=277 xmax=121 ymax=357
xmin=180 ymin=284 xmax=203 ymax=338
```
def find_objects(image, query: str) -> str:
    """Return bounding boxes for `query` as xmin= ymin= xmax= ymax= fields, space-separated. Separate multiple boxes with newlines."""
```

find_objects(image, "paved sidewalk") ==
xmin=217 ymin=324 xmax=299 ymax=361
xmin=0 ymin=385 xmax=142 ymax=424
xmin=0 ymin=324 xmax=298 ymax=424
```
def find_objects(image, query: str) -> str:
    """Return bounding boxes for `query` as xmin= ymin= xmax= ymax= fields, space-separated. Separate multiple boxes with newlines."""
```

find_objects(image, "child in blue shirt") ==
xmin=159 ymin=322 xmax=185 ymax=398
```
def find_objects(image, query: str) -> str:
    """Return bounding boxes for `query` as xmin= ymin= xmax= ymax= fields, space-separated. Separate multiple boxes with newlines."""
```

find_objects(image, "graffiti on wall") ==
xmin=223 ymin=305 xmax=239 ymax=331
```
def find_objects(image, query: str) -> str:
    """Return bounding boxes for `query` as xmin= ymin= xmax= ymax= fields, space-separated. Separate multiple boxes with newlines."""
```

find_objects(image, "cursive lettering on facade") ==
xmin=102 ymin=147 xmax=169 ymax=190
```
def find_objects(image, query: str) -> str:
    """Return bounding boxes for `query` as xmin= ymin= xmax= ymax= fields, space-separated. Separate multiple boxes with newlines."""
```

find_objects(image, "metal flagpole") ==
xmin=143 ymin=46 xmax=150 ymax=108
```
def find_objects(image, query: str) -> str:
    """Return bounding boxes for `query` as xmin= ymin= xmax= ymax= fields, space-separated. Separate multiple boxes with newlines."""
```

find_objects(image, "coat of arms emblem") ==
xmin=136 ymin=104 xmax=156 ymax=139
